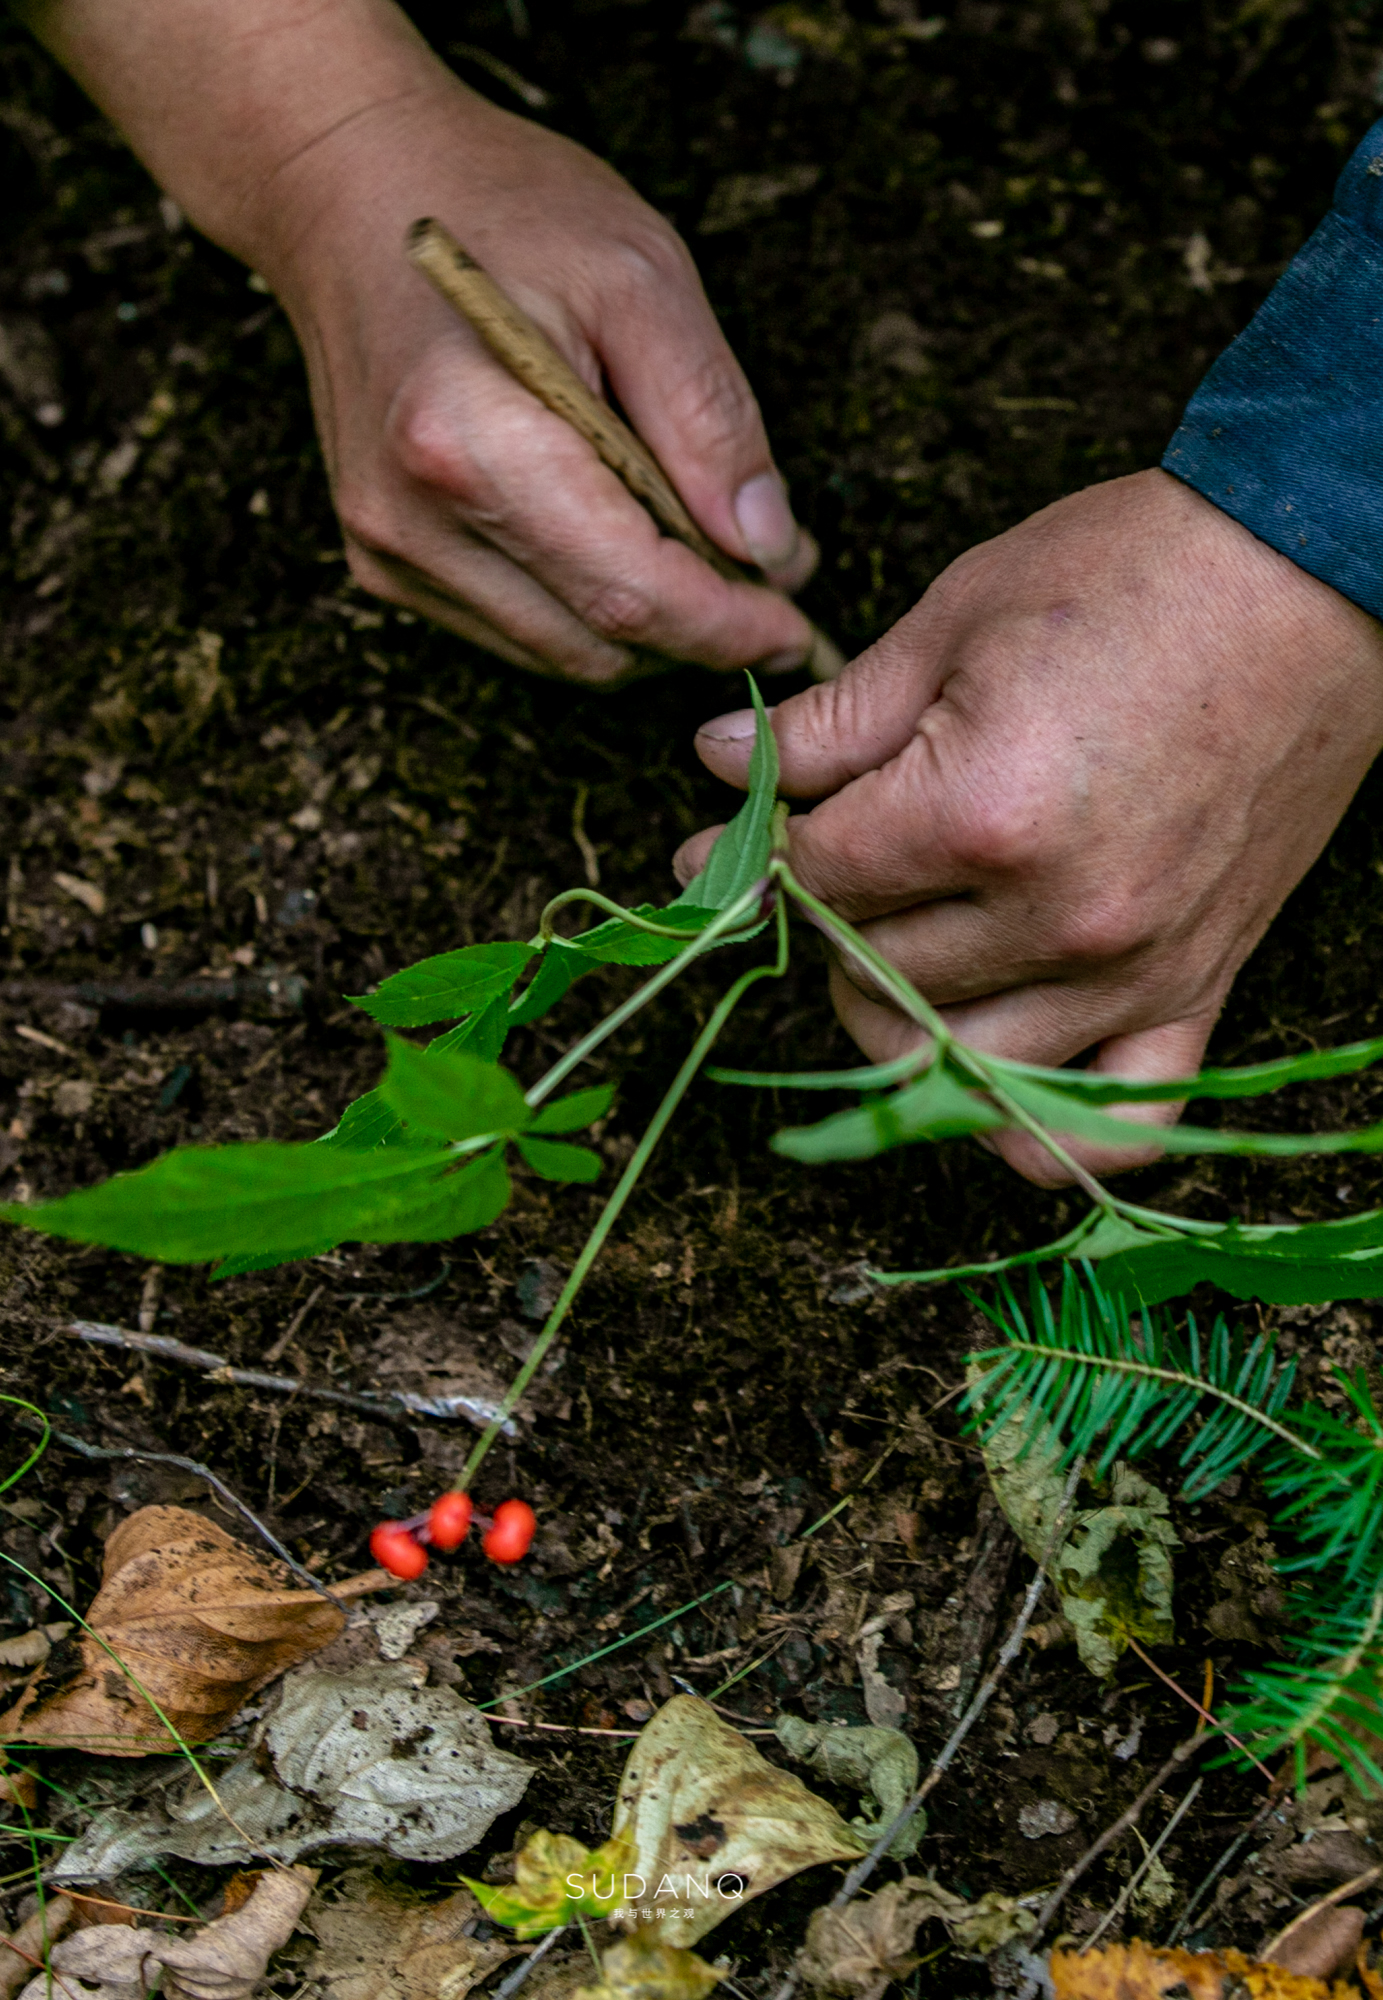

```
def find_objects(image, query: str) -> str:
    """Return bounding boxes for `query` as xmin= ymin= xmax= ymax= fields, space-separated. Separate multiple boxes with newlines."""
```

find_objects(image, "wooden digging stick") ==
xmin=407 ymin=216 xmax=845 ymax=682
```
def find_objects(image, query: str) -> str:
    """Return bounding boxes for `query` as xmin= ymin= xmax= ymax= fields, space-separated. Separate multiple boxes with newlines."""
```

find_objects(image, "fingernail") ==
xmin=696 ymin=707 xmax=758 ymax=743
xmin=734 ymin=470 xmax=799 ymax=568
xmin=761 ymin=645 xmax=809 ymax=676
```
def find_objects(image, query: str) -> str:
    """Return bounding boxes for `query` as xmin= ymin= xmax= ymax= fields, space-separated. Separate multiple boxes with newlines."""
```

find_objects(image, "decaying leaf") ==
xmin=836 ymin=1875 xmax=1034 ymax=1960
xmin=307 ymin=1869 xmax=517 ymax=2000
xmin=774 ymin=1717 xmax=922 ymax=1858
xmin=611 ymin=1695 xmax=867 ymax=1947
xmin=53 ymin=1664 xmax=532 ymax=1878
xmin=1 ymin=1506 xmax=386 ymax=1754
xmin=575 ymin=1933 xmax=723 ymax=2000
xmin=467 ymin=1829 xmax=637 ymax=1936
xmin=972 ymin=1373 xmax=1179 ymax=1677
xmin=1049 ymin=1940 xmax=1358 ymax=1999
xmin=2 ymin=1896 xmax=75 ymax=2000
xmin=16 ymin=1869 xmax=315 ymax=2000
xmin=798 ymin=1883 xmax=930 ymax=2000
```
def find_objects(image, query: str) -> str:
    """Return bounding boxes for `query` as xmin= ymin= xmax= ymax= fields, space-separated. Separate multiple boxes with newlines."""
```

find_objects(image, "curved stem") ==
xmin=534 ymin=887 xmax=725 ymax=945
xmin=524 ymin=883 xmax=764 ymax=1109
xmin=956 ymin=1052 xmax=1117 ymax=1209
xmin=774 ymin=862 xmax=952 ymax=1047
xmin=460 ymin=893 xmax=790 ymax=1487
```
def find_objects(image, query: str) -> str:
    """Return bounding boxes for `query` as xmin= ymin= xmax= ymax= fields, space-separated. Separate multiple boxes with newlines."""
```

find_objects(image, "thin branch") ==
xmin=1030 ymin=1735 xmax=1209 ymax=1942
xmin=768 ymin=1462 xmax=1085 ymax=2000
xmin=1081 ymin=1778 xmax=1203 ymax=1952
xmin=66 ymin=1319 xmax=514 ymax=1434
xmin=491 ymin=1925 xmax=568 ymax=2000
xmin=1165 ymin=1788 xmax=1287 ymax=1947
xmin=1261 ymin=1863 xmax=1383 ymax=1965
xmin=15 ymin=1414 xmax=350 ymax=1608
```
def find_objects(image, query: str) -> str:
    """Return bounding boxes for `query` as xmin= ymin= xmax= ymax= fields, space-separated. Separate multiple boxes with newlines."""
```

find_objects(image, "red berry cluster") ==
xmin=369 ymin=1492 xmax=536 ymax=1579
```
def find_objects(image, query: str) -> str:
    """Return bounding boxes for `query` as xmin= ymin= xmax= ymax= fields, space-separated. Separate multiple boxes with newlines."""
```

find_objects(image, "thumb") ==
xmin=596 ymin=246 xmax=814 ymax=588
xmin=694 ymin=616 xmax=938 ymax=798
xmin=988 ymin=1013 xmax=1217 ymax=1187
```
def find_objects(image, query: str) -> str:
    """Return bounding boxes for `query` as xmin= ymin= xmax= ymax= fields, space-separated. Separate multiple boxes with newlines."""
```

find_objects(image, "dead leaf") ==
xmin=1049 ymin=1940 xmax=1357 ymax=1998
xmin=799 ymin=1883 xmax=930 ymax=2000
xmin=16 ymin=1870 xmax=315 ymax=2000
xmin=308 ymin=1868 xmax=516 ymax=2000
xmin=2 ymin=1896 xmax=75 ymax=2000
xmin=834 ymin=1876 xmax=1033 ymax=1959
xmin=0 ymin=1623 xmax=71 ymax=1669
xmin=1 ymin=1506 xmax=386 ymax=1754
xmin=151 ymin=1864 xmax=316 ymax=2000
xmin=53 ymin=1663 xmax=533 ymax=1876
xmin=774 ymin=1717 xmax=922 ymax=1858
xmin=971 ymin=1369 xmax=1179 ymax=1678
xmin=611 ymin=1695 xmax=867 ymax=1947
xmin=1269 ymin=1906 xmax=1366 ymax=1984
xmin=0 ymin=1756 xmax=37 ymax=1812
xmin=575 ymin=1933 xmax=722 ymax=2000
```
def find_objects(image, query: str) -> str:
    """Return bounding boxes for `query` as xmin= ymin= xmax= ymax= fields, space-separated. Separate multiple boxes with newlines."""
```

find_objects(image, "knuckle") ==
xmin=665 ymin=352 xmax=759 ymax=462
xmin=335 ymin=483 xmax=399 ymax=559
xmin=945 ymin=793 xmax=1043 ymax=875
xmin=1053 ymin=891 xmax=1147 ymax=964
xmin=575 ymin=572 xmax=660 ymax=645
xmin=390 ymin=395 xmax=473 ymax=494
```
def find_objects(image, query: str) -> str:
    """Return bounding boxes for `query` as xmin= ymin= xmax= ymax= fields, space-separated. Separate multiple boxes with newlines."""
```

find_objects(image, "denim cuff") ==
xmin=1162 ymin=121 xmax=1383 ymax=623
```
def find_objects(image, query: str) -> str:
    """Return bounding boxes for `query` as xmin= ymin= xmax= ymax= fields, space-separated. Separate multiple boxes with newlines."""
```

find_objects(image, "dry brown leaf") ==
xmin=798 ymin=1883 xmax=930 ymax=2000
xmin=1270 ymin=1907 xmax=1367 ymax=1984
xmin=152 ymin=1863 xmax=316 ymax=2000
xmin=0 ymin=1506 xmax=386 ymax=1754
xmin=308 ymin=1869 xmax=516 ymax=2000
xmin=1049 ymin=1939 xmax=1358 ymax=1998
xmin=2 ymin=1896 xmax=75 ymax=2000
xmin=15 ymin=1867 xmax=315 ymax=2000
xmin=0 ymin=1756 xmax=36 ymax=1811
xmin=612 ymin=1695 xmax=867 ymax=1947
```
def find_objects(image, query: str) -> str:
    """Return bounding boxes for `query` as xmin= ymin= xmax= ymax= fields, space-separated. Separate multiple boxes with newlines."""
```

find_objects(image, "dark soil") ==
xmin=4 ymin=1 xmax=1383 ymax=1991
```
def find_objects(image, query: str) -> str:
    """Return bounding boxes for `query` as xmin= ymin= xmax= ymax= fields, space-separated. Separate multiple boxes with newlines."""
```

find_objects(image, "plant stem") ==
xmin=958 ymin=1054 xmax=1118 ymax=1208
xmin=774 ymin=864 xmax=951 ymax=1047
xmin=459 ymin=895 xmax=790 ymax=1488
xmin=534 ymin=887 xmax=730 ymax=944
xmin=523 ymin=884 xmax=765 ymax=1109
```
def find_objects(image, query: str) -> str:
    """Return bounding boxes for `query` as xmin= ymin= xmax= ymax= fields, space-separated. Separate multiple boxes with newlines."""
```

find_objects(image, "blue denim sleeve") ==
xmin=1162 ymin=120 xmax=1383 ymax=621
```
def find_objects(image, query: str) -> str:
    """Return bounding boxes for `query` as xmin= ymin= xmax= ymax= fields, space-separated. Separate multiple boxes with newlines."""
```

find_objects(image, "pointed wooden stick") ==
xmin=407 ymin=217 xmax=844 ymax=682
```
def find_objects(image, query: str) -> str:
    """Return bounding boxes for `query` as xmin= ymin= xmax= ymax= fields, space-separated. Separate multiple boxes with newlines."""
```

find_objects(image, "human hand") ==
xmin=675 ymin=470 xmax=1383 ymax=1184
xmin=32 ymin=0 xmax=816 ymax=684
xmin=255 ymin=45 xmax=818 ymax=681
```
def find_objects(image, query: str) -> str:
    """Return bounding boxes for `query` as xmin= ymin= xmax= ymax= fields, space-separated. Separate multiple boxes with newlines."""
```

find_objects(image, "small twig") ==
xmin=1082 ymin=1778 xmax=1203 ymax=1951
xmin=263 ymin=1285 xmax=324 ymax=1366
xmin=1124 ymin=1636 xmax=1274 ymax=1782
xmin=16 ymin=1413 xmax=348 ymax=1608
xmin=1031 ymin=1735 xmax=1209 ymax=1941
xmin=1261 ymin=1863 xmax=1383 ymax=1965
xmin=492 ymin=1925 xmax=568 ymax=2000
xmin=1165 ymin=1787 xmax=1287 ymax=1947
xmin=492 ymin=1719 xmax=642 ymax=1738
xmin=768 ymin=1463 xmax=1085 ymax=2000
xmin=66 ymin=1320 xmax=515 ymax=1434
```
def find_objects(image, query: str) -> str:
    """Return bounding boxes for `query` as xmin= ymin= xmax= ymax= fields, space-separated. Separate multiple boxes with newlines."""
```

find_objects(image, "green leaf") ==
xmin=323 ymin=1087 xmax=403 ymax=1152
xmin=0 ymin=1135 xmax=504 ymax=1264
xmin=515 ymin=1135 xmax=602 ymax=1183
xmin=378 ymin=1035 xmax=529 ymax=1141
xmin=772 ymin=1063 xmax=1006 ymax=1163
xmin=349 ymin=941 xmax=534 ymax=1026
xmin=673 ymin=674 xmax=778 ymax=911
xmin=527 ymin=1084 xmax=614 ymax=1134
xmin=1098 ymin=1233 xmax=1383 ymax=1309
xmin=709 ymin=1051 xmax=927 ymax=1092
xmin=997 ymin=1075 xmax=1383 ymax=1160
xmin=998 ymin=1032 xmax=1383 ymax=1106
xmin=431 ymin=993 xmax=514 ymax=1062
xmin=212 ymin=1242 xmax=339 ymax=1279
xmin=870 ymin=1211 xmax=1174 ymax=1288
xmin=508 ymin=910 xmax=720 ymax=1029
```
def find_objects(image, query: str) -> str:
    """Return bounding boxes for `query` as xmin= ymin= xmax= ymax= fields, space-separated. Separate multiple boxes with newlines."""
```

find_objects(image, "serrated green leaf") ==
xmin=772 ymin=1063 xmax=1006 ymax=1162
xmin=508 ymin=911 xmax=720 ymax=1029
xmin=516 ymin=1135 xmax=602 ymax=1183
xmin=349 ymin=941 xmax=534 ymax=1026
xmin=673 ymin=674 xmax=778 ymax=911
xmin=527 ymin=1084 xmax=614 ymax=1134
xmin=378 ymin=1035 xmax=529 ymax=1141
xmin=324 ymin=1087 xmax=403 ymax=1152
xmin=432 ymin=993 xmax=513 ymax=1062
xmin=0 ymin=1133 xmax=491 ymax=1264
xmin=999 ymin=1032 xmax=1383 ymax=1106
xmin=212 ymin=1242 xmax=338 ymax=1279
xmin=1099 ymin=1234 xmax=1383 ymax=1309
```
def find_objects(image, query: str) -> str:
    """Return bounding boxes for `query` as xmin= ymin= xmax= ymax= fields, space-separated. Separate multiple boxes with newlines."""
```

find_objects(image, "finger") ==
xmin=590 ymin=234 xmax=816 ymax=586
xmin=672 ymin=824 xmax=725 ymax=889
xmin=693 ymin=594 xmax=949 ymax=796
xmin=390 ymin=338 xmax=817 ymax=672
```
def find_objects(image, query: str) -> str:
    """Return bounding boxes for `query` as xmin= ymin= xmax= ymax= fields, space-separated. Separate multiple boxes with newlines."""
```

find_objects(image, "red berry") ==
xmin=370 ymin=1521 xmax=429 ymax=1580
xmin=428 ymin=1491 xmax=473 ymax=1552
xmin=482 ymin=1499 xmax=537 ymax=1565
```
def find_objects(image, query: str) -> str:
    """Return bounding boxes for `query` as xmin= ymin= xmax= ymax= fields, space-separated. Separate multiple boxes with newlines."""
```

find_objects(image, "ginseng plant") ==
xmin=10 ymin=676 xmax=1383 ymax=1575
